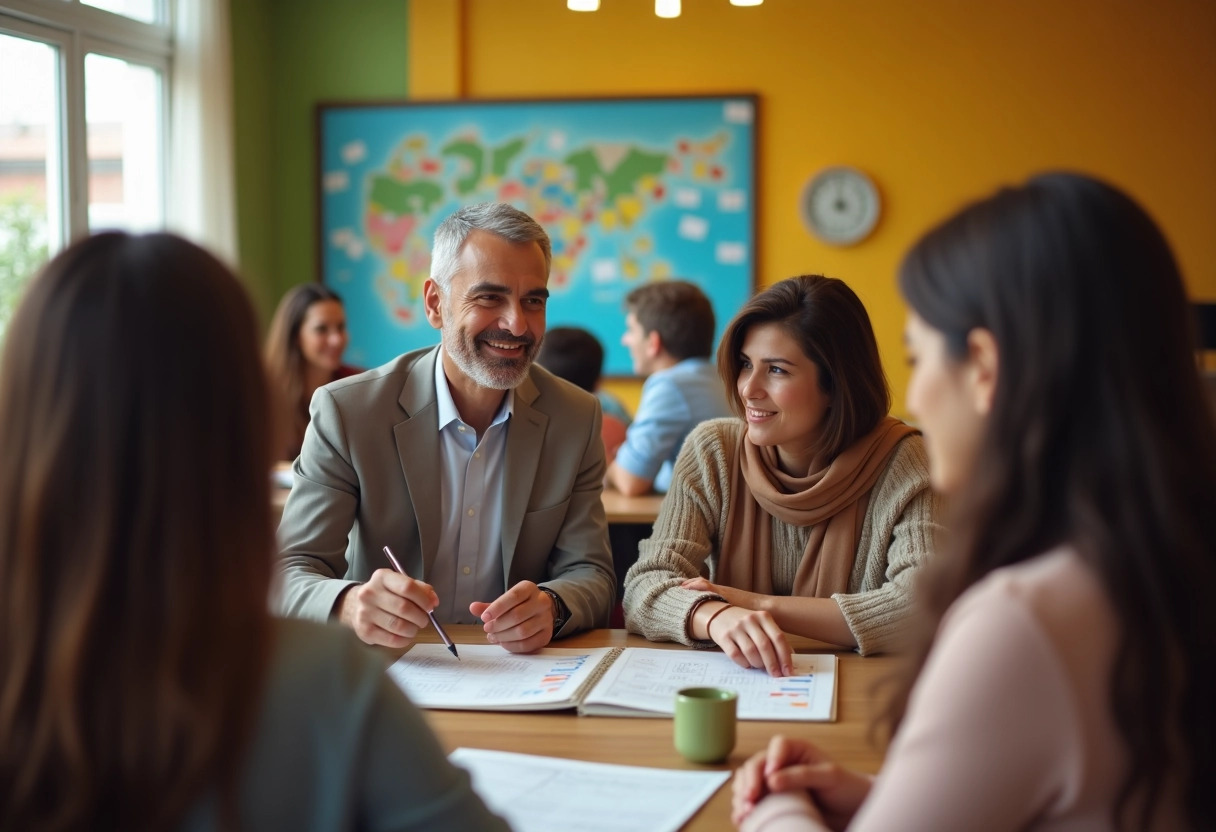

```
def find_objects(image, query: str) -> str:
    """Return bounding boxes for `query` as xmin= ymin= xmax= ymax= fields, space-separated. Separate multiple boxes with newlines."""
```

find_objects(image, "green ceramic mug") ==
xmin=673 ymin=686 xmax=738 ymax=764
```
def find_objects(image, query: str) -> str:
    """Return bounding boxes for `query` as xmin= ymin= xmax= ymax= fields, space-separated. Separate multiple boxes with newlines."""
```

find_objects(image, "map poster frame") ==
xmin=316 ymin=94 xmax=758 ymax=378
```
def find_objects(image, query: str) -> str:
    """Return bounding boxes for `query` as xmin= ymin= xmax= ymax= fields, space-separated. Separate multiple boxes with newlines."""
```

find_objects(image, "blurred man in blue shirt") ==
xmin=606 ymin=280 xmax=732 ymax=495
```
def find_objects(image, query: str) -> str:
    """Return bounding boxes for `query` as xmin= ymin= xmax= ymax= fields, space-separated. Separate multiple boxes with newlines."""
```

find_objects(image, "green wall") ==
xmin=231 ymin=0 xmax=274 ymax=317
xmin=231 ymin=0 xmax=409 ymax=323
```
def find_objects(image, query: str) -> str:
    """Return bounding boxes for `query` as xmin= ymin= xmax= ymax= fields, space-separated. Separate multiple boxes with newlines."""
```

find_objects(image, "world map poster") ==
xmin=318 ymin=95 xmax=756 ymax=376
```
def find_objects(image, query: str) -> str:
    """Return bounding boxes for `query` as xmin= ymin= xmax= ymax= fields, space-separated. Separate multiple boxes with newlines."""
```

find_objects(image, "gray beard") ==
xmin=443 ymin=326 xmax=538 ymax=390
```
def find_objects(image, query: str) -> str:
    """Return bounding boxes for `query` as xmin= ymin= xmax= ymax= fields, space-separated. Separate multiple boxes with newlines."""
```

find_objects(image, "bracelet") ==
xmin=703 ymin=603 xmax=732 ymax=640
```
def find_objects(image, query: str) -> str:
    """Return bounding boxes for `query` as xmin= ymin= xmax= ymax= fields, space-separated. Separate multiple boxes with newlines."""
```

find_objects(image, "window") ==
xmin=0 ymin=31 xmax=59 ymax=332
xmin=0 ymin=0 xmax=171 ymax=337
xmin=85 ymin=51 xmax=165 ymax=232
xmin=82 ymin=0 xmax=158 ymax=24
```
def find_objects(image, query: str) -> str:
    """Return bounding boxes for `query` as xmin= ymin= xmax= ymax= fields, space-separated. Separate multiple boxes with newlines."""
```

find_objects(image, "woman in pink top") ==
xmin=732 ymin=173 xmax=1215 ymax=831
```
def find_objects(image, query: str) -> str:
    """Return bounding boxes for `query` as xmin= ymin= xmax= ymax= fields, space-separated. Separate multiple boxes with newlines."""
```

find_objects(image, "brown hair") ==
xmin=0 ymin=232 xmax=275 ymax=830
xmin=263 ymin=282 xmax=344 ymax=457
xmin=717 ymin=275 xmax=891 ymax=464
xmin=896 ymin=173 xmax=1216 ymax=829
xmin=625 ymin=279 xmax=716 ymax=361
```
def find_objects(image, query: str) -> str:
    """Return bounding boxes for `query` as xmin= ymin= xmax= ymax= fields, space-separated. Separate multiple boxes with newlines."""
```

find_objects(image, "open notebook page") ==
xmin=386 ymin=644 xmax=617 ymax=710
xmin=581 ymin=648 xmax=838 ymax=721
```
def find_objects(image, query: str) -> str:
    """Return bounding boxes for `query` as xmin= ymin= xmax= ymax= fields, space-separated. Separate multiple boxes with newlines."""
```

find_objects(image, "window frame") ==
xmin=1 ymin=0 xmax=172 ymax=243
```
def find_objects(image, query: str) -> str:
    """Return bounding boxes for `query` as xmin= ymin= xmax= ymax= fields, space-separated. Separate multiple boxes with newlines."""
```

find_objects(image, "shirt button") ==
xmin=458 ymin=425 xmax=467 ymax=432
xmin=474 ymin=452 xmax=481 ymax=459
xmin=467 ymin=508 xmax=475 ymax=516
xmin=462 ymin=566 xmax=471 ymax=575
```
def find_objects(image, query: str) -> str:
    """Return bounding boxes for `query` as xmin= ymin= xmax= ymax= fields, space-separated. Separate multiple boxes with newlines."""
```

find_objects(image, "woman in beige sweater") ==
xmin=733 ymin=174 xmax=1214 ymax=830
xmin=623 ymin=276 xmax=941 ymax=669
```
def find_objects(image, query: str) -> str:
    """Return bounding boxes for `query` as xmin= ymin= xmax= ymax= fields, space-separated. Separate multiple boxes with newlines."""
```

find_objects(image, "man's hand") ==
xmin=337 ymin=568 xmax=439 ymax=649
xmin=470 ymin=580 xmax=554 ymax=653
xmin=732 ymin=735 xmax=872 ymax=831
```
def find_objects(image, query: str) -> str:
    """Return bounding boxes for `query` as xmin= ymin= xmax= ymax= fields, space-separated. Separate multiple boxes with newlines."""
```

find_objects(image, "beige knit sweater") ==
xmin=622 ymin=418 xmax=941 ymax=655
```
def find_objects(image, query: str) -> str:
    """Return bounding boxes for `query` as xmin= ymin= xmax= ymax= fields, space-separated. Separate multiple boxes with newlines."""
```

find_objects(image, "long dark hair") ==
xmin=717 ymin=275 xmax=891 ymax=465
xmin=263 ymin=283 xmax=343 ymax=456
xmin=0 ymin=232 xmax=275 ymax=829
xmin=895 ymin=173 xmax=1216 ymax=829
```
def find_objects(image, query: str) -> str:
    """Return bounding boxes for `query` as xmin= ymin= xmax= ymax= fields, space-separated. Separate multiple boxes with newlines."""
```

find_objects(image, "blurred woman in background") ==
xmin=0 ymin=232 xmax=506 ymax=831
xmin=265 ymin=283 xmax=360 ymax=461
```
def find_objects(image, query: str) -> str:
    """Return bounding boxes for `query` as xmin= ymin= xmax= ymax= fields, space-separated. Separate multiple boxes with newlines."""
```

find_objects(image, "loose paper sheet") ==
xmin=450 ymin=748 xmax=729 ymax=832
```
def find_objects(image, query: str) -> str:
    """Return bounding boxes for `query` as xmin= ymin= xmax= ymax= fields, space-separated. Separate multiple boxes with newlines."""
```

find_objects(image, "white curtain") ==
xmin=168 ymin=0 xmax=238 ymax=265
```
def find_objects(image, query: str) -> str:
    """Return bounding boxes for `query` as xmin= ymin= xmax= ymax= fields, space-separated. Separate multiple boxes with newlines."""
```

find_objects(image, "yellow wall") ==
xmin=409 ymin=0 xmax=1216 ymax=415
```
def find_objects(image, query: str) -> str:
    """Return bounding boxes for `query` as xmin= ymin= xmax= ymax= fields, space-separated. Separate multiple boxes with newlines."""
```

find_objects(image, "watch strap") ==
xmin=539 ymin=586 xmax=570 ymax=632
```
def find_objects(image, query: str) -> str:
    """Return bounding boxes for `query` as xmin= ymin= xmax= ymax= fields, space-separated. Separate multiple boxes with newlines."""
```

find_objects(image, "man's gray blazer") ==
xmin=276 ymin=346 xmax=616 ymax=636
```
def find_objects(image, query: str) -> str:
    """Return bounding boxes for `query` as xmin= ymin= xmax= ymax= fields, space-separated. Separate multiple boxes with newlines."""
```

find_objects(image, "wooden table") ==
xmin=274 ymin=483 xmax=664 ymax=527
xmin=397 ymin=625 xmax=892 ymax=831
xmin=600 ymin=489 xmax=665 ymax=622
xmin=601 ymin=488 xmax=664 ymax=524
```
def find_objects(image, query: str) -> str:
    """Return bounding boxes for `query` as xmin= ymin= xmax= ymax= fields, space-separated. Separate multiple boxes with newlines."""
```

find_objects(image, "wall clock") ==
xmin=800 ymin=166 xmax=881 ymax=246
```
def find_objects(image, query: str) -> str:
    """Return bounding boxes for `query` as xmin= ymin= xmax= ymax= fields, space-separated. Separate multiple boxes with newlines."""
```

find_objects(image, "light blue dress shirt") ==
xmin=614 ymin=357 xmax=732 ymax=493
xmin=430 ymin=349 xmax=511 ymax=623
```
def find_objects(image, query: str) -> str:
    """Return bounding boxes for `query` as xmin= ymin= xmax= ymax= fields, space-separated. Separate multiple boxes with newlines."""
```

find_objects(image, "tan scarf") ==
xmin=717 ymin=416 xmax=917 ymax=598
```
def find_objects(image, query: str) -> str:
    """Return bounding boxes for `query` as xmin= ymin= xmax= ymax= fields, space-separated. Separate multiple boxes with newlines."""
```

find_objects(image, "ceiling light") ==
xmin=567 ymin=0 xmax=600 ymax=10
xmin=655 ymin=0 xmax=680 ymax=18
xmin=730 ymin=0 xmax=763 ymax=6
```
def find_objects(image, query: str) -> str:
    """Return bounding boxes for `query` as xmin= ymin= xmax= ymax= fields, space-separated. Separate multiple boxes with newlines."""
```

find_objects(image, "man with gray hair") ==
xmin=277 ymin=202 xmax=615 ymax=654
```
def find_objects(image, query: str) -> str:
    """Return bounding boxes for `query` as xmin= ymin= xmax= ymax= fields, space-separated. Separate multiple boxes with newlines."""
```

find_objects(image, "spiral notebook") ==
xmin=386 ymin=643 xmax=837 ymax=721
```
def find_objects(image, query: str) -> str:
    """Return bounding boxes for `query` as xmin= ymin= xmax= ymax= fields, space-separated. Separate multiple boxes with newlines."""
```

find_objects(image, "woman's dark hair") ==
xmin=263 ymin=283 xmax=344 ymax=455
xmin=895 ymin=172 xmax=1216 ymax=830
xmin=717 ymin=275 xmax=891 ymax=465
xmin=0 ymin=232 xmax=275 ymax=829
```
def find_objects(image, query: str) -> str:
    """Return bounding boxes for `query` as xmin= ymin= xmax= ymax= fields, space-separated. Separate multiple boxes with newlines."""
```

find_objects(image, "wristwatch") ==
xmin=539 ymin=586 xmax=570 ymax=633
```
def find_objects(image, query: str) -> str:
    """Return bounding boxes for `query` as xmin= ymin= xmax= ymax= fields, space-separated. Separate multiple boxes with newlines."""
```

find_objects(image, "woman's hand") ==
xmin=682 ymin=577 xmax=768 ymax=610
xmin=704 ymin=605 xmax=793 ymax=677
xmin=732 ymin=735 xmax=872 ymax=831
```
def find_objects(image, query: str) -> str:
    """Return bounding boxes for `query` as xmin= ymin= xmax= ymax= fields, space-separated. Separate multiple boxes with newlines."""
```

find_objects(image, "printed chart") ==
xmin=386 ymin=644 xmax=614 ymax=710
xmin=583 ymin=649 xmax=837 ymax=721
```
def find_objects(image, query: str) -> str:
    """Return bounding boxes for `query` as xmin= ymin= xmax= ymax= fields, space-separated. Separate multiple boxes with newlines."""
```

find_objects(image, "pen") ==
xmin=381 ymin=545 xmax=460 ymax=660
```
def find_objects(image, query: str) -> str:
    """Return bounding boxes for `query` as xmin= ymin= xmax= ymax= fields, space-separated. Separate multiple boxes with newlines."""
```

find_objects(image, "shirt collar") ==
xmin=434 ymin=346 xmax=514 ymax=430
